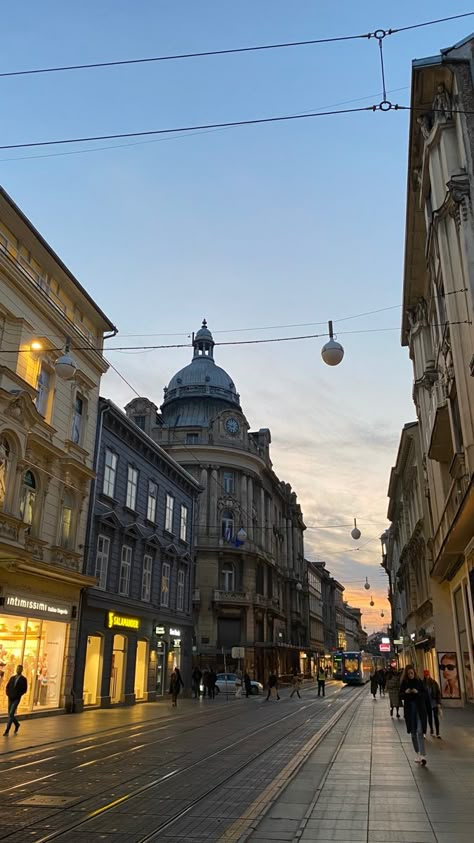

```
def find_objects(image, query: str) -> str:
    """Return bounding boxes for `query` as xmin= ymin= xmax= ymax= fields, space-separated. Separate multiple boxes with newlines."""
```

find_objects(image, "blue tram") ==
xmin=342 ymin=651 xmax=385 ymax=685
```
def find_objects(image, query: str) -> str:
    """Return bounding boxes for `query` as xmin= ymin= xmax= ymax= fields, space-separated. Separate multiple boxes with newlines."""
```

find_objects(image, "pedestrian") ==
xmin=290 ymin=669 xmax=302 ymax=699
xmin=265 ymin=670 xmax=280 ymax=701
xmin=208 ymin=668 xmax=217 ymax=699
xmin=235 ymin=671 xmax=242 ymax=699
xmin=243 ymin=672 xmax=252 ymax=698
xmin=386 ymin=668 xmax=401 ymax=718
xmin=376 ymin=667 xmax=386 ymax=696
xmin=370 ymin=671 xmax=378 ymax=699
xmin=169 ymin=666 xmax=184 ymax=708
xmin=400 ymin=664 xmax=428 ymax=766
xmin=191 ymin=666 xmax=202 ymax=699
xmin=317 ymin=665 xmax=326 ymax=697
xmin=3 ymin=665 xmax=27 ymax=736
xmin=422 ymin=669 xmax=442 ymax=738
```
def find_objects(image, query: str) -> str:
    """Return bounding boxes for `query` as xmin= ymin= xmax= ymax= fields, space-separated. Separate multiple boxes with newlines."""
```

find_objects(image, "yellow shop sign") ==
xmin=107 ymin=611 xmax=140 ymax=630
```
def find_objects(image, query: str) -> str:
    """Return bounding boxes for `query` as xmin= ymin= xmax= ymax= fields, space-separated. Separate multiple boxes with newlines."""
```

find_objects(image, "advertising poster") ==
xmin=438 ymin=651 xmax=461 ymax=699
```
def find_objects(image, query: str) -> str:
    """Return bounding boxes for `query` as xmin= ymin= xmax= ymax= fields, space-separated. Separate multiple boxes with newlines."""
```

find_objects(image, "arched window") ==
xmin=20 ymin=470 xmax=37 ymax=529
xmin=221 ymin=509 xmax=234 ymax=541
xmin=0 ymin=436 xmax=10 ymax=509
xmin=60 ymin=490 xmax=74 ymax=549
xmin=220 ymin=562 xmax=235 ymax=592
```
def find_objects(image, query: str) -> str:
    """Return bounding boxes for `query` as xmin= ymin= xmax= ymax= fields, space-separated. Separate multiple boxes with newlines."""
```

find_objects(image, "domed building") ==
xmin=125 ymin=321 xmax=307 ymax=681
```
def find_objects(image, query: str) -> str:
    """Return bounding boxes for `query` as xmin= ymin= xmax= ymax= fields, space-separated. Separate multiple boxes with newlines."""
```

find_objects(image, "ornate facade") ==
xmin=0 ymin=186 xmax=115 ymax=715
xmin=125 ymin=321 xmax=307 ymax=681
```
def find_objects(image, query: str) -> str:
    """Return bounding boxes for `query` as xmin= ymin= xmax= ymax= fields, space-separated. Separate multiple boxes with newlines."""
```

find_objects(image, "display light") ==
xmin=55 ymin=338 xmax=77 ymax=380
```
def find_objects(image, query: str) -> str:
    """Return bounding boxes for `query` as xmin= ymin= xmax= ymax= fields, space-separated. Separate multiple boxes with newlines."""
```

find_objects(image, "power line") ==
xmin=0 ymin=12 xmax=471 ymax=79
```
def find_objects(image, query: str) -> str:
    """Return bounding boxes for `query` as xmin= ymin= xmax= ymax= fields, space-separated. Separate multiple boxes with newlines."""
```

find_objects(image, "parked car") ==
xmin=200 ymin=673 xmax=263 ymax=695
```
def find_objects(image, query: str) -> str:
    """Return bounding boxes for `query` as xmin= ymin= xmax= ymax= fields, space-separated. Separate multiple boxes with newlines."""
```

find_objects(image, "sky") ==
xmin=1 ymin=2 xmax=472 ymax=632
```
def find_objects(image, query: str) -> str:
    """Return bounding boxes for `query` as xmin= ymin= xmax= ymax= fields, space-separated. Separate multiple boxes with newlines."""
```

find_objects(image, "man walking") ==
xmin=317 ymin=665 xmax=326 ymax=697
xmin=290 ymin=669 xmax=302 ymax=699
xmin=191 ymin=666 xmax=202 ymax=699
xmin=3 ymin=665 xmax=27 ymax=736
xmin=265 ymin=671 xmax=280 ymax=701
xmin=423 ymin=669 xmax=442 ymax=738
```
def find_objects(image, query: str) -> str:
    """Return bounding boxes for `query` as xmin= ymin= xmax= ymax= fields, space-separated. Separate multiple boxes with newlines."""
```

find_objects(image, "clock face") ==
xmin=225 ymin=417 xmax=240 ymax=435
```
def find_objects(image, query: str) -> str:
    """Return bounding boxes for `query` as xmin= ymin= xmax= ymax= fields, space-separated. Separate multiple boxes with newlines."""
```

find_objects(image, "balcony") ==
xmin=213 ymin=589 xmax=251 ymax=605
xmin=253 ymin=594 xmax=270 ymax=607
xmin=432 ymin=474 xmax=473 ymax=577
xmin=427 ymin=381 xmax=451 ymax=462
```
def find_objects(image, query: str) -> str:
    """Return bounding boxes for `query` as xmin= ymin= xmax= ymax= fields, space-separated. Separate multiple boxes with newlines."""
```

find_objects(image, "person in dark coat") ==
xmin=423 ymin=669 xmax=442 ymax=738
xmin=386 ymin=669 xmax=401 ymax=718
xmin=169 ymin=667 xmax=184 ymax=707
xmin=265 ymin=671 xmax=280 ymax=701
xmin=191 ymin=666 xmax=202 ymax=699
xmin=243 ymin=673 xmax=252 ymax=698
xmin=376 ymin=668 xmax=386 ymax=696
xmin=370 ymin=672 xmax=378 ymax=699
xmin=3 ymin=665 xmax=28 ymax=736
xmin=400 ymin=665 xmax=428 ymax=766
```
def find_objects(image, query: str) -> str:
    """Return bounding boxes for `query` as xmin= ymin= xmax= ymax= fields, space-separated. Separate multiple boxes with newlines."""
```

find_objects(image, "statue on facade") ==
xmin=417 ymin=113 xmax=432 ymax=140
xmin=432 ymin=82 xmax=453 ymax=122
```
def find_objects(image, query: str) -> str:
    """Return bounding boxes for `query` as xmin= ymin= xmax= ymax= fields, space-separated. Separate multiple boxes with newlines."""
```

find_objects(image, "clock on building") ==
xmin=225 ymin=417 xmax=240 ymax=435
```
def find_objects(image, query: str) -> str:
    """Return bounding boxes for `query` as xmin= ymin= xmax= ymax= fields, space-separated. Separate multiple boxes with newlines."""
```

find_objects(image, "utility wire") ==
xmin=0 ymin=12 xmax=471 ymax=79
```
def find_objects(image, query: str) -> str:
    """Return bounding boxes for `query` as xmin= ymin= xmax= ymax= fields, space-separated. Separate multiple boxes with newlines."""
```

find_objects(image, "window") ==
xmin=141 ymin=555 xmax=153 ymax=602
xmin=177 ymin=569 xmax=185 ymax=611
xmin=0 ymin=437 xmax=10 ymax=509
xmin=180 ymin=505 xmax=188 ymax=542
xmin=95 ymin=535 xmax=110 ymax=590
xmin=222 ymin=509 xmax=234 ymax=541
xmin=223 ymin=471 xmax=235 ymax=494
xmin=20 ymin=470 xmax=37 ymax=528
xmin=36 ymin=364 xmax=51 ymax=417
xmin=186 ymin=433 xmax=199 ymax=444
xmin=220 ymin=562 xmax=235 ymax=592
xmin=165 ymin=494 xmax=174 ymax=533
xmin=134 ymin=415 xmax=146 ymax=431
xmin=161 ymin=562 xmax=170 ymax=607
xmin=119 ymin=545 xmax=132 ymax=595
xmin=147 ymin=481 xmax=158 ymax=523
xmin=126 ymin=465 xmax=138 ymax=510
xmin=71 ymin=394 xmax=84 ymax=444
xmin=60 ymin=491 xmax=74 ymax=548
xmin=103 ymin=449 xmax=118 ymax=498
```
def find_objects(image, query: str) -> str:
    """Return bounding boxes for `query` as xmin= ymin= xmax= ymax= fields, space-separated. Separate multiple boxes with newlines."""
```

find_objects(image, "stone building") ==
xmin=73 ymin=399 xmax=201 ymax=709
xmin=307 ymin=560 xmax=325 ymax=675
xmin=401 ymin=34 xmax=474 ymax=703
xmin=0 ymin=186 xmax=115 ymax=716
xmin=125 ymin=320 xmax=307 ymax=681
xmin=383 ymin=422 xmax=435 ymax=673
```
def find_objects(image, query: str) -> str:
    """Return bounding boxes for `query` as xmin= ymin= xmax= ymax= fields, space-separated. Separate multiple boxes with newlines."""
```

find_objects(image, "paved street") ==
xmin=1 ymin=683 xmax=473 ymax=842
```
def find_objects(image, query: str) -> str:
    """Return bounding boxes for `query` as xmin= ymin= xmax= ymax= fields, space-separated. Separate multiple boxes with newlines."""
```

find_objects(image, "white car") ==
xmin=200 ymin=673 xmax=263 ymax=695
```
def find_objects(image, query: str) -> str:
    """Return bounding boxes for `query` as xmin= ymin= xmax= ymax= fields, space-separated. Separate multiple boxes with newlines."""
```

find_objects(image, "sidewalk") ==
xmin=248 ymin=690 xmax=474 ymax=843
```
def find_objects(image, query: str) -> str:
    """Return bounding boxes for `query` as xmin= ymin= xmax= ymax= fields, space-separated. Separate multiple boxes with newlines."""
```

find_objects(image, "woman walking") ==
xmin=370 ymin=671 xmax=378 ymax=700
xmin=386 ymin=668 xmax=401 ymax=718
xmin=400 ymin=665 xmax=428 ymax=766
xmin=169 ymin=667 xmax=184 ymax=707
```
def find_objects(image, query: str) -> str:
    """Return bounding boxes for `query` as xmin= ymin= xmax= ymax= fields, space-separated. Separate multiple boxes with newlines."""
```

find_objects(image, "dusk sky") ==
xmin=1 ymin=2 xmax=471 ymax=631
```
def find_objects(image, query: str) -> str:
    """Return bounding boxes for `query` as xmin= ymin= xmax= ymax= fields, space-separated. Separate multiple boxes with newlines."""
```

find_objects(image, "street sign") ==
xmin=379 ymin=643 xmax=390 ymax=652
xmin=393 ymin=638 xmax=403 ymax=645
xmin=232 ymin=647 xmax=245 ymax=659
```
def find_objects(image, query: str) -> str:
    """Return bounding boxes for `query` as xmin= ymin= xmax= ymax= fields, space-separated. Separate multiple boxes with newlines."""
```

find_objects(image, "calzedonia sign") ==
xmin=107 ymin=611 xmax=140 ymax=630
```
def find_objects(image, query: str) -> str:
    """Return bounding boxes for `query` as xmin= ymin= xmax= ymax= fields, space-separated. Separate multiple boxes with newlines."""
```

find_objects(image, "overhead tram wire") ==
xmin=0 ymin=11 xmax=472 ymax=79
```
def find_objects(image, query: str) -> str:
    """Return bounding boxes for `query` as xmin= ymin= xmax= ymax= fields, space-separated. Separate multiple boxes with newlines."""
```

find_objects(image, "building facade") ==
xmin=0 ymin=186 xmax=115 ymax=716
xmin=73 ymin=399 xmax=201 ymax=709
xmin=307 ymin=560 xmax=325 ymax=674
xmin=401 ymin=35 xmax=474 ymax=703
xmin=125 ymin=321 xmax=308 ymax=682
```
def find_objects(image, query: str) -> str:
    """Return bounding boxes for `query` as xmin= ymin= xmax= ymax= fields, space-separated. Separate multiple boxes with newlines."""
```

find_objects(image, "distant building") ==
xmin=74 ymin=399 xmax=201 ymax=709
xmin=307 ymin=560 xmax=325 ymax=673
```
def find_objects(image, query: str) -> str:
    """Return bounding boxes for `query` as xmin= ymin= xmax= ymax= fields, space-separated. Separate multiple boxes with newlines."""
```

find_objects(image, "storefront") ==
xmin=155 ymin=624 xmax=183 ymax=696
xmin=0 ymin=589 xmax=72 ymax=715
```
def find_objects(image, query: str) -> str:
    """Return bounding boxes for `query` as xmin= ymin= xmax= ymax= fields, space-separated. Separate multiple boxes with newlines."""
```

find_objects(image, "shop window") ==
xmin=134 ymin=640 xmax=148 ymax=701
xmin=0 ymin=436 xmax=10 ymax=510
xmin=220 ymin=562 xmax=235 ymax=593
xmin=147 ymin=481 xmax=158 ymax=523
xmin=60 ymin=491 xmax=74 ymax=549
xmin=161 ymin=561 xmax=170 ymax=607
xmin=36 ymin=362 xmax=53 ymax=418
xmin=95 ymin=535 xmax=110 ymax=590
xmin=83 ymin=635 xmax=102 ymax=706
xmin=165 ymin=494 xmax=174 ymax=533
xmin=141 ymin=554 xmax=153 ymax=602
xmin=71 ymin=393 xmax=85 ymax=445
xmin=180 ymin=504 xmax=188 ymax=542
xmin=20 ymin=470 xmax=37 ymax=532
xmin=126 ymin=465 xmax=138 ymax=510
xmin=223 ymin=471 xmax=235 ymax=494
xmin=222 ymin=509 xmax=234 ymax=541
xmin=177 ymin=569 xmax=185 ymax=611
xmin=103 ymin=449 xmax=118 ymax=498
xmin=119 ymin=545 xmax=132 ymax=595
xmin=110 ymin=634 xmax=126 ymax=704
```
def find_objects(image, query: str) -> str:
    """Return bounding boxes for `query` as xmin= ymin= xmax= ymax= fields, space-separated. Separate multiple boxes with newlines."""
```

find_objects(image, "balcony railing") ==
xmin=213 ymin=590 xmax=250 ymax=604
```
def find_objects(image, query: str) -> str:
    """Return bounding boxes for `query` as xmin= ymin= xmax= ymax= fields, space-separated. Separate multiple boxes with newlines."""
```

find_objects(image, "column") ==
xmin=199 ymin=466 xmax=208 ymax=532
xmin=210 ymin=467 xmax=218 ymax=541
xmin=260 ymin=487 xmax=265 ymax=548
xmin=287 ymin=519 xmax=293 ymax=570
xmin=241 ymin=474 xmax=248 ymax=529
xmin=247 ymin=477 xmax=253 ymax=541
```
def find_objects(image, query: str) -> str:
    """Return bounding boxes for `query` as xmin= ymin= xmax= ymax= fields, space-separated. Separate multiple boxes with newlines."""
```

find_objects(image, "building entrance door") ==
xmin=134 ymin=640 xmax=148 ymax=701
xmin=110 ymin=634 xmax=126 ymax=704
xmin=83 ymin=635 xmax=102 ymax=706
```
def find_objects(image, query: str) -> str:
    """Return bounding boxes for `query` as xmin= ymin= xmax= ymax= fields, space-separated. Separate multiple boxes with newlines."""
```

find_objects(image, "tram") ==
xmin=333 ymin=652 xmax=343 ymax=680
xmin=342 ymin=651 xmax=385 ymax=685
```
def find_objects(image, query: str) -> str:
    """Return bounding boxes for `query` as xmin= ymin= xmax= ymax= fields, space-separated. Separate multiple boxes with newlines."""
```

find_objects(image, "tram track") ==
xmin=3 ymin=685 xmax=362 ymax=843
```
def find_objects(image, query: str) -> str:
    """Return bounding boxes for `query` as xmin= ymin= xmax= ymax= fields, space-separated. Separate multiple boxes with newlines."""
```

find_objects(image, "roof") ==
xmin=0 ymin=185 xmax=116 ymax=333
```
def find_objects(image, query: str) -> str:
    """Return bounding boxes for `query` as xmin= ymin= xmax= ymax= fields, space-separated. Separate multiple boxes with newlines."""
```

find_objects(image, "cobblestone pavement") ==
xmin=0 ymin=681 xmax=358 ymax=842
xmin=245 ymin=690 xmax=474 ymax=843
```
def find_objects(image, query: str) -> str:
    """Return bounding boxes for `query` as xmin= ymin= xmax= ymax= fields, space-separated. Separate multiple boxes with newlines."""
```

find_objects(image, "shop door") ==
xmin=134 ymin=640 xmax=148 ymax=701
xmin=110 ymin=634 xmax=126 ymax=704
xmin=155 ymin=648 xmax=165 ymax=696
xmin=83 ymin=636 xmax=102 ymax=706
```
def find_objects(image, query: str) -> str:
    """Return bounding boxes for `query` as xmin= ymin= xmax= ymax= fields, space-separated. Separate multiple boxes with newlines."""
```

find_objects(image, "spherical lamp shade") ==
xmin=295 ymin=582 xmax=303 ymax=592
xmin=55 ymin=353 xmax=77 ymax=380
xmin=364 ymin=577 xmax=370 ymax=591
xmin=351 ymin=518 xmax=361 ymax=541
xmin=321 ymin=338 xmax=344 ymax=367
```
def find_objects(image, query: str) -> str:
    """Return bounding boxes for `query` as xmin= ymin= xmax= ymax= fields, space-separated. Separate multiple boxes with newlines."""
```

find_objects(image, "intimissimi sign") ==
xmin=3 ymin=592 xmax=72 ymax=622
